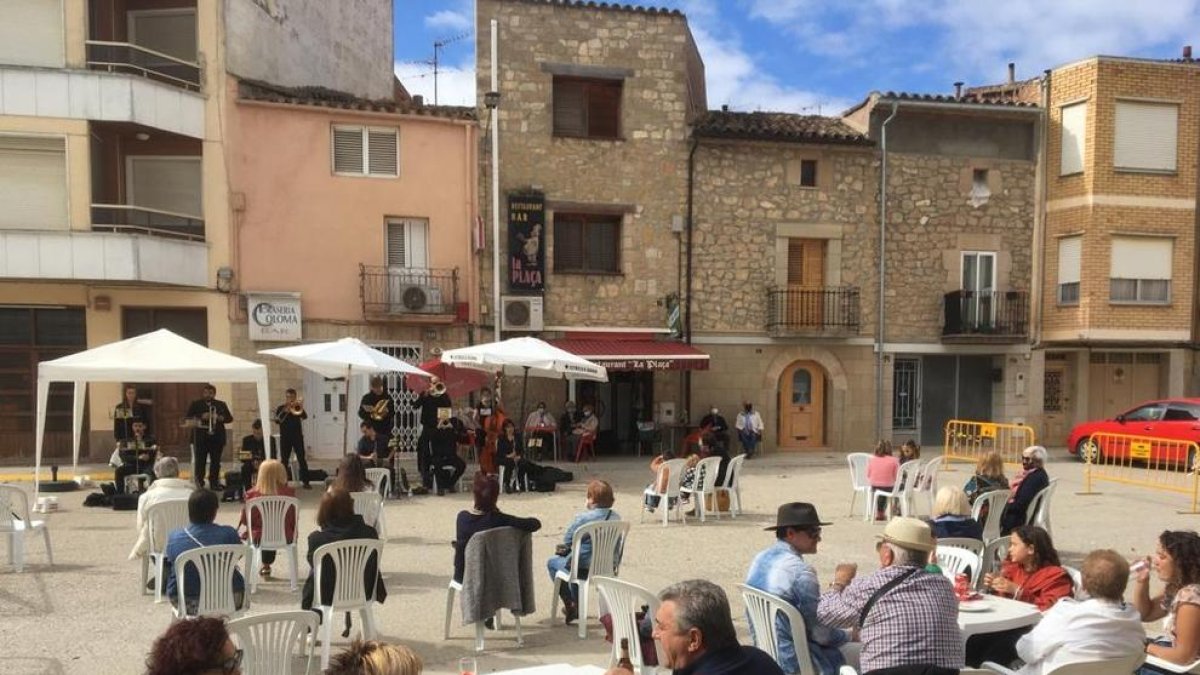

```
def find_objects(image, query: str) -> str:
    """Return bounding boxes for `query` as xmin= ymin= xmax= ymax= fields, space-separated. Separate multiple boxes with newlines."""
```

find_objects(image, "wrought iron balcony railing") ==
xmin=766 ymin=286 xmax=860 ymax=334
xmin=360 ymin=265 xmax=460 ymax=319
xmin=942 ymin=289 xmax=1029 ymax=339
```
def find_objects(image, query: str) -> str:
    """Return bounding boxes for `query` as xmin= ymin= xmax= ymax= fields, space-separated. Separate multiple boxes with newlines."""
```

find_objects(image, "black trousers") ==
xmin=499 ymin=456 xmax=527 ymax=491
xmin=280 ymin=433 xmax=309 ymax=485
xmin=194 ymin=437 xmax=225 ymax=488
xmin=432 ymin=455 xmax=466 ymax=491
xmin=417 ymin=428 xmax=435 ymax=487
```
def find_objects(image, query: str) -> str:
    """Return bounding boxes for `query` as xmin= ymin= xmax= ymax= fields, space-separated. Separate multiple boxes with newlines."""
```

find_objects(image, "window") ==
xmin=1057 ymin=235 xmax=1081 ymax=305
xmin=1164 ymin=404 xmax=1200 ymax=422
xmin=552 ymin=77 xmax=622 ymax=139
xmin=799 ymin=160 xmax=817 ymax=187
xmin=553 ymin=212 xmax=621 ymax=273
xmin=1110 ymin=236 xmax=1172 ymax=304
xmin=127 ymin=156 xmax=203 ymax=217
xmin=0 ymin=136 xmax=68 ymax=230
xmin=1123 ymin=402 xmax=1165 ymax=422
xmin=969 ymin=168 xmax=991 ymax=207
xmin=1060 ymin=102 xmax=1086 ymax=175
xmin=791 ymin=369 xmax=812 ymax=405
xmin=0 ymin=0 xmax=65 ymax=67
xmin=332 ymin=126 xmax=399 ymax=177
xmin=128 ymin=8 xmax=198 ymax=62
xmin=386 ymin=217 xmax=428 ymax=269
xmin=1114 ymin=101 xmax=1178 ymax=172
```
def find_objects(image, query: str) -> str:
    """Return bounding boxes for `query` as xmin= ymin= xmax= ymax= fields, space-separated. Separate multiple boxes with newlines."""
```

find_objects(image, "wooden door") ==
xmin=779 ymin=361 xmax=825 ymax=448
xmin=787 ymin=239 xmax=825 ymax=326
xmin=151 ymin=383 xmax=206 ymax=451
xmin=1042 ymin=359 xmax=1073 ymax=444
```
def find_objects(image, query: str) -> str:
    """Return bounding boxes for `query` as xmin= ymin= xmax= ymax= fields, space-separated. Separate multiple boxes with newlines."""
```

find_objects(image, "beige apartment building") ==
xmin=0 ymin=0 xmax=393 ymax=459
xmin=1039 ymin=56 xmax=1199 ymax=447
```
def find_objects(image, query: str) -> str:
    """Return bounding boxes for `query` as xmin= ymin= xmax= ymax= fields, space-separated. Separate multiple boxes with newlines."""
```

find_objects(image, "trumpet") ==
xmin=370 ymin=397 xmax=390 ymax=421
xmin=205 ymin=403 xmax=216 ymax=434
xmin=430 ymin=381 xmax=447 ymax=397
xmin=289 ymin=397 xmax=305 ymax=415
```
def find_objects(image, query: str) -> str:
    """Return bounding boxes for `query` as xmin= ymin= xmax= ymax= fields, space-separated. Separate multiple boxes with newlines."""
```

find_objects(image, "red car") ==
xmin=1067 ymin=398 xmax=1200 ymax=465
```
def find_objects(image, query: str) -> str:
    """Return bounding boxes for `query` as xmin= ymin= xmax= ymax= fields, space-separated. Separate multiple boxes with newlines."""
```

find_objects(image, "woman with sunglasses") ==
xmin=145 ymin=615 xmax=242 ymax=675
xmin=1000 ymin=445 xmax=1050 ymax=535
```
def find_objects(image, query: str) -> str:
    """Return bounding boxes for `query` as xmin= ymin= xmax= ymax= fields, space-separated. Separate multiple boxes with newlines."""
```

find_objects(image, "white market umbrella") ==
xmin=441 ymin=337 xmax=607 ymax=425
xmin=260 ymin=337 xmax=432 ymax=452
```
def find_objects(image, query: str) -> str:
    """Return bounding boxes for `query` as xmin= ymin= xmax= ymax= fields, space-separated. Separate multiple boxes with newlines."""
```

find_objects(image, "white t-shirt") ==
xmin=1015 ymin=597 xmax=1146 ymax=675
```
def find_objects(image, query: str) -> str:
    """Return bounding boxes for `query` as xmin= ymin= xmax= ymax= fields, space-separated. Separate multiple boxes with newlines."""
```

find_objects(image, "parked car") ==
xmin=1067 ymin=399 xmax=1200 ymax=466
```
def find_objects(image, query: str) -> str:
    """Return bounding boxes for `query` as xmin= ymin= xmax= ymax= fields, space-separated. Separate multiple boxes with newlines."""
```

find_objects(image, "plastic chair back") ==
xmin=228 ymin=609 xmax=318 ymax=675
xmin=246 ymin=496 xmax=299 ymax=549
xmin=594 ymin=576 xmax=661 ymax=673
xmin=937 ymin=537 xmax=985 ymax=557
xmin=972 ymin=489 xmax=1011 ymax=542
xmin=1062 ymin=564 xmax=1084 ymax=599
xmin=1143 ymin=654 xmax=1200 ymax=674
xmin=978 ymin=536 xmax=1012 ymax=589
xmin=0 ymin=484 xmax=30 ymax=531
xmin=847 ymin=453 xmax=870 ymax=491
xmin=312 ymin=538 xmax=383 ymax=611
xmin=175 ymin=543 xmax=249 ymax=617
xmin=350 ymin=491 xmax=383 ymax=529
xmin=569 ymin=520 xmax=630 ymax=580
xmin=1045 ymin=653 xmax=1145 ymax=674
xmin=739 ymin=583 xmax=816 ymax=675
xmin=365 ymin=468 xmax=390 ymax=498
xmin=935 ymin=545 xmax=981 ymax=586
xmin=1027 ymin=479 xmax=1058 ymax=535
xmin=653 ymin=458 xmax=687 ymax=500
xmin=691 ymin=456 xmax=723 ymax=492
xmin=147 ymin=498 xmax=192 ymax=553
xmin=723 ymin=453 xmax=747 ymax=490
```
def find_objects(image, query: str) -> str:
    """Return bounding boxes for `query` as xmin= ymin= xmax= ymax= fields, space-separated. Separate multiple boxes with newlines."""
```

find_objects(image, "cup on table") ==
xmin=459 ymin=656 xmax=477 ymax=675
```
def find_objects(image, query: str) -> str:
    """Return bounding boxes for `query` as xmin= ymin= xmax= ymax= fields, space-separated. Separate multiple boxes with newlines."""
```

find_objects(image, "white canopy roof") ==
xmin=441 ymin=337 xmax=607 ymax=382
xmin=260 ymin=337 xmax=432 ymax=380
xmin=35 ymin=329 xmax=273 ymax=494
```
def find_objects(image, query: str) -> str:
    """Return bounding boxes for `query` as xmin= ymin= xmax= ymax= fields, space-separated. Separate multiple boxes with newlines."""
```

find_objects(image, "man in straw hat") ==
xmin=818 ymin=517 xmax=963 ymax=675
xmin=746 ymin=503 xmax=848 ymax=675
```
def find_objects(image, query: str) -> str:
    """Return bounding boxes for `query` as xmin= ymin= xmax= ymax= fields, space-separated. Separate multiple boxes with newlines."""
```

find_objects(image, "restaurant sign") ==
xmin=589 ymin=358 xmax=708 ymax=371
xmin=247 ymin=292 xmax=302 ymax=342
xmin=508 ymin=192 xmax=545 ymax=292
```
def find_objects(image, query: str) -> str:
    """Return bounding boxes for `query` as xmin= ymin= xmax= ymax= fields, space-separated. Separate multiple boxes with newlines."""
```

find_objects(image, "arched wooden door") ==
xmin=779 ymin=361 xmax=825 ymax=449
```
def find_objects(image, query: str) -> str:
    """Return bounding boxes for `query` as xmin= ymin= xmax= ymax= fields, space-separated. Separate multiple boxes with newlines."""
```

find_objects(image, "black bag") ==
xmin=307 ymin=469 xmax=329 ymax=482
xmin=83 ymin=492 xmax=112 ymax=508
xmin=111 ymin=494 xmax=139 ymax=511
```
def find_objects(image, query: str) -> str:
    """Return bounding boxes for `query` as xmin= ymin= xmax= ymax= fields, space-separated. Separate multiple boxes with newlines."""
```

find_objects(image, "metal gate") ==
xmin=373 ymin=343 xmax=422 ymax=457
xmin=892 ymin=358 xmax=920 ymax=434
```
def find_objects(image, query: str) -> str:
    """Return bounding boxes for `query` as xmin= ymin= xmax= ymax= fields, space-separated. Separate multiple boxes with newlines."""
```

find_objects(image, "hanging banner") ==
xmin=508 ymin=192 xmax=545 ymax=292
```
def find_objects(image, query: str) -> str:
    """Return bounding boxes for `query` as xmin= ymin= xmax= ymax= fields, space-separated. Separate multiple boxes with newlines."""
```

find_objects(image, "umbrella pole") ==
xmin=343 ymin=365 xmax=351 ymax=456
xmin=519 ymin=366 xmax=530 ymax=434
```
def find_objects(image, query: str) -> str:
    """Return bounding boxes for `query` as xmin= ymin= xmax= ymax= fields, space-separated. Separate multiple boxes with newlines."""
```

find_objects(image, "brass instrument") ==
xmin=289 ymin=397 xmax=305 ymax=415
xmin=205 ymin=403 xmax=216 ymax=434
xmin=430 ymin=381 xmax=447 ymax=397
xmin=370 ymin=397 xmax=390 ymax=421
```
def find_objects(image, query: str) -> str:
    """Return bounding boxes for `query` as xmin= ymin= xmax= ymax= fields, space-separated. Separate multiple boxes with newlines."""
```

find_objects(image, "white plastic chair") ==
xmin=0 ymin=483 xmax=52 ymax=573
xmin=937 ymin=537 xmax=985 ymax=557
xmin=935 ymin=545 xmax=981 ymax=587
xmin=739 ymin=583 xmax=816 ymax=675
xmin=245 ymin=495 xmax=301 ymax=592
xmin=911 ymin=456 xmax=943 ymax=515
xmin=228 ymin=609 xmax=318 ymax=675
xmin=549 ymin=519 xmax=631 ymax=640
xmin=594 ymin=576 xmax=661 ymax=675
xmin=842 ymin=669 xmax=993 ymax=675
xmin=312 ymin=538 xmax=383 ymax=670
xmin=172 ymin=543 xmax=250 ymax=619
xmin=846 ymin=452 xmax=871 ymax=518
xmin=1026 ymin=479 xmax=1059 ymax=537
xmin=1143 ymin=655 xmax=1200 ymax=673
xmin=364 ymin=468 xmax=390 ymax=499
xmin=143 ymin=497 xmax=191 ymax=599
xmin=641 ymin=458 xmax=687 ymax=527
xmin=680 ymin=456 xmax=725 ymax=522
xmin=1062 ymin=564 xmax=1084 ymax=599
xmin=715 ymin=453 xmax=747 ymax=517
xmin=350 ymin=490 xmax=386 ymax=539
xmin=867 ymin=459 xmax=920 ymax=521
xmin=443 ymin=527 xmax=529 ymax=652
xmin=978 ymin=536 xmax=1012 ymax=591
xmin=498 ymin=464 xmax=530 ymax=493
xmin=982 ymin=652 xmax=1145 ymax=674
xmin=972 ymin=489 xmax=1011 ymax=543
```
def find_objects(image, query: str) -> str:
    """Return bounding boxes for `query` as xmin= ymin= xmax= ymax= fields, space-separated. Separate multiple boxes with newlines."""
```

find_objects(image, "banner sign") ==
xmin=508 ymin=192 xmax=545 ymax=292
xmin=248 ymin=293 xmax=302 ymax=342
xmin=589 ymin=358 xmax=709 ymax=371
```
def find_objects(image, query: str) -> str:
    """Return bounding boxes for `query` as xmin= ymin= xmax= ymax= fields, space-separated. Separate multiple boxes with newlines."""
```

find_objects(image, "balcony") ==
xmin=766 ymin=286 xmax=861 ymax=336
xmin=360 ymin=265 xmax=461 ymax=323
xmin=85 ymin=41 xmax=201 ymax=92
xmin=942 ymin=289 xmax=1029 ymax=342
xmin=91 ymin=204 xmax=204 ymax=241
xmin=0 ymin=229 xmax=208 ymax=287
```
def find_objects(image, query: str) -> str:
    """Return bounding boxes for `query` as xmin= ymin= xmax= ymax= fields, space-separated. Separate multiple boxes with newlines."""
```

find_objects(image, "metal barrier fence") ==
xmin=1081 ymin=432 xmax=1200 ymax=513
xmin=942 ymin=419 xmax=1036 ymax=468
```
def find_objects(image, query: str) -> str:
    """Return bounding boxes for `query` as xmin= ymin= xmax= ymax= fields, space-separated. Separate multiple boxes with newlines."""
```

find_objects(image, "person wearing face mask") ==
xmin=524 ymin=401 xmax=557 ymax=460
xmin=735 ymin=401 xmax=764 ymax=459
xmin=1000 ymin=445 xmax=1051 ymax=536
xmin=698 ymin=405 xmax=730 ymax=453
xmin=568 ymin=403 xmax=599 ymax=461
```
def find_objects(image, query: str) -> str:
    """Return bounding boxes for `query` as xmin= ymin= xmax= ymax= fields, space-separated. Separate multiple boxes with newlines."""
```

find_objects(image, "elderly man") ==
xmin=818 ymin=517 xmax=963 ymax=675
xmin=1001 ymin=445 xmax=1051 ymax=535
xmin=746 ymin=503 xmax=848 ymax=674
xmin=129 ymin=456 xmax=195 ymax=562
xmin=1012 ymin=549 xmax=1145 ymax=674
xmin=607 ymin=579 xmax=784 ymax=675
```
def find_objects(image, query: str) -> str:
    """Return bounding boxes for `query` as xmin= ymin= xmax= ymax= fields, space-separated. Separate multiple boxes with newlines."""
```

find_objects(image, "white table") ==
xmin=957 ymin=595 xmax=1042 ymax=638
xmin=488 ymin=666 xmax=605 ymax=675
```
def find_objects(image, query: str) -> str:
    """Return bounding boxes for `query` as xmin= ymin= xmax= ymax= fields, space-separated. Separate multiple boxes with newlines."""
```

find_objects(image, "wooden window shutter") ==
xmin=787 ymin=238 xmax=824 ymax=286
xmin=333 ymin=127 xmax=364 ymax=174
xmin=587 ymin=81 xmax=621 ymax=138
xmin=367 ymin=129 xmax=398 ymax=176
xmin=553 ymin=79 xmax=587 ymax=137
xmin=587 ymin=216 xmax=619 ymax=272
xmin=787 ymin=239 xmax=805 ymax=285
xmin=554 ymin=215 xmax=585 ymax=271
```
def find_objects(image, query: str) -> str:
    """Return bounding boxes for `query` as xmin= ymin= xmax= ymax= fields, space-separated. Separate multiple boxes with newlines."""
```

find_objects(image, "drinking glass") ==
xmin=459 ymin=656 xmax=477 ymax=675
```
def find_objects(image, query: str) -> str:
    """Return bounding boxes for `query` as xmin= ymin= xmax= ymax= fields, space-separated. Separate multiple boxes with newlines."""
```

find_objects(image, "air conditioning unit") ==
xmin=387 ymin=272 xmax=444 ymax=314
xmin=501 ymin=295 xmax=544 ymax=331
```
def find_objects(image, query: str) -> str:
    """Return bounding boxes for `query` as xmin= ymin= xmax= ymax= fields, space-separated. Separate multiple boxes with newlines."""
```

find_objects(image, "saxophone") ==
xmin=370 ymin=397 xmax=390 ymax=421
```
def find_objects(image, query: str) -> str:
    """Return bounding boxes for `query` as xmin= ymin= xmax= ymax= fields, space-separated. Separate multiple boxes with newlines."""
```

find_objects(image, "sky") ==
xmin=395 ymin=0 xmax=1200 ymax=114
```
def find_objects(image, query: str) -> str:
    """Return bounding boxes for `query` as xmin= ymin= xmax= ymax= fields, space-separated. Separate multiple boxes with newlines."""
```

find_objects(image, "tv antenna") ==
xmin=430 ymin=31 xmax=471 ymax=104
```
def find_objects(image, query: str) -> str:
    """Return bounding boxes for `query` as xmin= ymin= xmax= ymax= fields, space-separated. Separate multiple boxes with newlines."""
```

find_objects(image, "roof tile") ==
xmin=692 ymin=110 xmax=872 ymax=146
xmin=237 ymin=79 xmax=476 ymax=121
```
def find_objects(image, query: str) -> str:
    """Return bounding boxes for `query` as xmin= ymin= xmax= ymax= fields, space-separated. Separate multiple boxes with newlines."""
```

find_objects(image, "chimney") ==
xmin=721 ymin=104 xmax=729 ymax=112
xmin=1007 ymin=62 xmax=1015 ymax=84
xmin=412 ymin=94 xmax=424 ymax=106
xmin=954 ymin=81 xmax=964 ymax=99
xmin=1185 ymin=45 xmax=1193 ymax=60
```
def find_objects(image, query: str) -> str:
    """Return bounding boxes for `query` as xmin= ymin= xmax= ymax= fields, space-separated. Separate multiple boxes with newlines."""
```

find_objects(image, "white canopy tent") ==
xmin=34 ymin=329 xmax=273 ymax=495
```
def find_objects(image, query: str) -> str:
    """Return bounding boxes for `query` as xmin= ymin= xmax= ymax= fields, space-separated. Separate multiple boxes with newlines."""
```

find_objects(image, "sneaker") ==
xmin=259 ymin=565 xmax=271 ymax=578
xmin=484 ymin=617 xmax=496 ymax=630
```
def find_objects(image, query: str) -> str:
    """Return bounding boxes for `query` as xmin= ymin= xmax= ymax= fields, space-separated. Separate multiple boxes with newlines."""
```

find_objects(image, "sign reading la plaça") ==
xmin=248 ymin=293 xmax=302 ymax=342
xmin=508 ymin=192 xmax=545 ymax=292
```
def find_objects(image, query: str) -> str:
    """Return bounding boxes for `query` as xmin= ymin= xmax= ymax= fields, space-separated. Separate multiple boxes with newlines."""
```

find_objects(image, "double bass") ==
xmin=479 ymin=373 xmax=506 ymax=475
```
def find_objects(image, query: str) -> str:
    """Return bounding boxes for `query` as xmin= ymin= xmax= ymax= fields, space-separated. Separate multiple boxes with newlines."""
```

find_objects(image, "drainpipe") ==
xmin=876 ymin=102 xmax=899 ymax=441
xmin=1032 ymin=70 xmax=1050 ymax=349
xmin=684 ymin=135 xmax=699 ymax=418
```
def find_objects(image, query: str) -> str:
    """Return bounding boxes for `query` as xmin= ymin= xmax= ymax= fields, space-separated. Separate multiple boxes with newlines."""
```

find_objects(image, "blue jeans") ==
xmin=547 ymin=555 xmax=586 ymax=605
xmin=739 ymin=428 xmax=760 ymax=455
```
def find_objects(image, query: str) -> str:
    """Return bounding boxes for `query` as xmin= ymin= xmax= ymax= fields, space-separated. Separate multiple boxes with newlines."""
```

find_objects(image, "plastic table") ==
xmin=957 ymin=595 xmax=1042 ymax=638
xmin=488 ymin=665 xmax=605 ymax=675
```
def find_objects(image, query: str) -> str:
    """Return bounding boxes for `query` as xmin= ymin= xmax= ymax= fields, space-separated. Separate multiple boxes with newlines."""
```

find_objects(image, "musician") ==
xmin=430 ymin=417 xmax=466 ymax=495
xmin=186 ymin=384 xmax=233 ymax=490
xmin=413 ymin=376 xmax=452 ymax=490
xmin=698 ymin=405 xmax=731 ymax=452
xmin=355 ymin=422 xmax=386 ymax=467
xmin=358 ymin=376 xmax=392 ymax=439
xmin=114 ymin=419 xmax=157 ymax=494
xmin=274 ymin=388 xmax=311 ymax=489
xmin=472 ymin=386 xmax=496 ymax=455
xmin=235 ymin=419 xmax=275 ymax=499
xmin=524 ymin=401 xmax=557 ymax=460
xmin=113 ymin=384 xmax=152 ymax=442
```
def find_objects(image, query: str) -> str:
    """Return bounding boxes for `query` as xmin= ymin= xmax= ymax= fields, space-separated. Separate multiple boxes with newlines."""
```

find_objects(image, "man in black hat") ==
xmin=745 ymin=502 xmax=848 ymax=675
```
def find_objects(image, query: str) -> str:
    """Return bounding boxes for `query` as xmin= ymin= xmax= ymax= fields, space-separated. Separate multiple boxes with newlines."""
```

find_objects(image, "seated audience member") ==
xmin=235 ymin=418 xmax=273 ymax=499
xmin=355 ymin=422 xmax=384 ymax=467
xmin=746 ymin=503 xmax=847 ymax=675
xmin=429 ymin=418 xmax=466 ymax=495
xmin=698 ymin=405 xmax=731 ymax=451
xmin=302 ymin=488 xmax=387 ymax=632
xmin=606 ymin=579 xmax=784 ymax=675
xmin=931 ymin=486 xmax=984 ymax=540
xmin=567 ymin=403 xmax=599 ymax=459
xmin=332 ymin=453 xmax=375 ymax=493
xmin=899 ymin=439 xmax=921 ymax=463
xmin=547 ymin=479 xmax=620 ymax=625
xmin=964 ymin=451 xmax=1009 ymax=505
xmin=866 ymin=440 xmax=900 ymax=521
xmin=643 ymin=451 xmax=687 ymax=512
xmin=454 ymin=472 xmax=542 ymax=584
xmin=129 ymin=456 xmax=195 ymax=561
xmin=114 ymin=418 xmax=157 ymax=494
xmin=818 ymin=517 xmax=964 ymax=674
xmin=735 ymin=401 xmax=764 ymax=458
xmin=497 ymin=419 xmax=527 ymax=493
xmin=1013 ymin=549 xmax=1145 ymax=675
xmin=163 ymin=489 xmax=245 ymax=612
xmin=1001 ymin=445 xmax=1050 ymax=535
xmin=325 ymin=639 xmax=423 ymax=675
xmin=145 ymin=615 xmax=242 ymax=675
xmin=523 ymin=401 xmax=557 ymax=458
xmin=1134 ymin=530 xmax=1200 ymax=672
xmin=236 ymin=459 xmax=295 ymax=578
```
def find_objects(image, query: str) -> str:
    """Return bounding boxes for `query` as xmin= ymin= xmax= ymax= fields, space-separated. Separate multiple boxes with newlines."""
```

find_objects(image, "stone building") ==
xmin=474 ymin=0 xmax=710 ymax=453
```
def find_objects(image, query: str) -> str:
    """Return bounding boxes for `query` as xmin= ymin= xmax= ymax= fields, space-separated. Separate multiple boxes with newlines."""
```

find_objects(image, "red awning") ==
xmin=549 ymin=338 xmax=710 ymax=371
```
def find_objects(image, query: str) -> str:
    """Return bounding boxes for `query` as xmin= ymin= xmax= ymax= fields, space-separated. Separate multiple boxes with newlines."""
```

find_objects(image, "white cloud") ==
xmin=395 ymin=60 xmax=476 ymax=107
xmin=425 ymin=9 xmax=471 ymax=31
